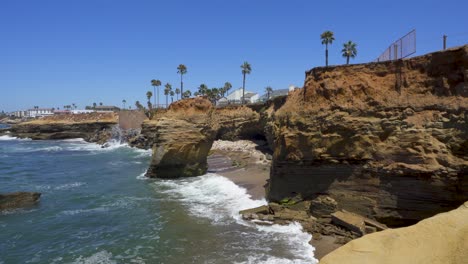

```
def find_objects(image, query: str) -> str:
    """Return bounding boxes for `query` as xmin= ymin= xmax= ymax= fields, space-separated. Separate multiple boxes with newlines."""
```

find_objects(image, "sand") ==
xmin=208 ymin=139 xmax=343 ymax=260
xmin=208 ymin=139 xmax=270 ymax=200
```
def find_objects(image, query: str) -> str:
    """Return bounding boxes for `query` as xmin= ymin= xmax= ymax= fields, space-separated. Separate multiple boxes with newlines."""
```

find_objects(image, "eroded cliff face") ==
xmin=267 ymin=46 xmax=468 ymax=226
xmin=140 ymin=98 xmax=264 ymax=178
xmin=11 ymin=113 xmax=118 ymax=144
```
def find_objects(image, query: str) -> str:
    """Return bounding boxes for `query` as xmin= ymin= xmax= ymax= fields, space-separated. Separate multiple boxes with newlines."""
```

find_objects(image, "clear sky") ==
xmin=1 ymin=0 xmax=467 ymax=112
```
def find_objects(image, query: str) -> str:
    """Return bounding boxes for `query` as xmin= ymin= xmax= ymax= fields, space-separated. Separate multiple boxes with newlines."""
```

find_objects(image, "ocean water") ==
xmin=0 ymin=136 xmax=316 ymax=264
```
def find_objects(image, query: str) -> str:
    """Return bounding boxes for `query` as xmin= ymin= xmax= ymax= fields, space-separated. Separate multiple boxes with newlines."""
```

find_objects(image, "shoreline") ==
xmin=208 ymin=139 xmax=342 ymax=260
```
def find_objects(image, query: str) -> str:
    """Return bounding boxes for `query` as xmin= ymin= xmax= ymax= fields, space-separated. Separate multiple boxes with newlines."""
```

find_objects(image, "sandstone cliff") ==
xmin=10 ymin=113 xmax=118 ymax=144
xmin=139 ymin=98 xmax=264 ymax=178
xmin=320 ymin=201 xmax=468 ymax=264
xmin=266 ymin=45 xmax=468 ymax=226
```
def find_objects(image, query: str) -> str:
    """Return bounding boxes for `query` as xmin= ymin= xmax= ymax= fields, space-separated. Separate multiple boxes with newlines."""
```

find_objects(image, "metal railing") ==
xmin=375 ymin=29 xmax=416 ymax=62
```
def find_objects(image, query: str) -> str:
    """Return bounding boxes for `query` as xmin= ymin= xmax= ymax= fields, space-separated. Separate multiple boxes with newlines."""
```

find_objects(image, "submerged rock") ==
xmin=0 ymin=192 xmax=41 ymax=211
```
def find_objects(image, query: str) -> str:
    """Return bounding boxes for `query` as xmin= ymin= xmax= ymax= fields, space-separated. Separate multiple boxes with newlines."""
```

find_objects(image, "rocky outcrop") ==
xmin=10 ymin=113 xmax=118 ymax=144
xmin=320 ymin=201 xmax=468 ymax=264
xmin=0 ymin=192 xmax=41 ymax=211
xmin=143 ymin=98 xmax=216 ymax=178
xmin=266 ymin=45 xmax=468 ymax=227
xmin=140 ymin=98 xmax=267 ymax=178
xmin=145 ymin=117 xmax=216 ymax=178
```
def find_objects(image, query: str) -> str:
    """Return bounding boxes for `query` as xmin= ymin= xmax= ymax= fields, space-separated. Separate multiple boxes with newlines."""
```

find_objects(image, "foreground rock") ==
xmin=320 ymin=201 xmax=468 ymax=264
xmin=10 ymin=113 xmax=118 ymax=144
xmin=0 ymin=192 xmax=41 ymax=211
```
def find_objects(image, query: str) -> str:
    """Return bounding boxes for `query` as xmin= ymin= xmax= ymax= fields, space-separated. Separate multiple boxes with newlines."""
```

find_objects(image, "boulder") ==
xmin=331 ymin=210 xmax=366 ymax=236
xmin=0 ymin=192 xmax=41 ymax=211
xmin=320 ymin=202 xmax=468 ymax=264
xmin=309 ymin=195 xmax=338 ymax=217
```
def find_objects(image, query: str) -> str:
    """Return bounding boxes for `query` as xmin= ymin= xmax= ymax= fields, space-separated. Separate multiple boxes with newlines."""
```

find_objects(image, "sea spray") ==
xmin=155 ymin=174 xmax=318 ymax=263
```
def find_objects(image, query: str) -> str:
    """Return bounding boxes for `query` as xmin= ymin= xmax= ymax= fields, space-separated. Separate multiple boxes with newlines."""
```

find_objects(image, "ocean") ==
xmin=0 ymin=135 xmax=316 ymax=263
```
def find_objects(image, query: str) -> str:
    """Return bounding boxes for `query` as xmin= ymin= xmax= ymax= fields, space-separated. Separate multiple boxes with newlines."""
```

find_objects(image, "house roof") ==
xmin=259 ymin=88 xmax=289 ymax=100
xmin=94 ymin=105 xmax=120 ymax=109
xmin=27 ymin=108 xmax=53 ymax=111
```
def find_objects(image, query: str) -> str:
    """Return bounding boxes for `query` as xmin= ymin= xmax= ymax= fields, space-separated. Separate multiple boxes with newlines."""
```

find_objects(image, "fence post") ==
xmin=394 ymin=44 xmax=398 ymax=60
xmin=443 ymin=35 xmax=447 ymax=50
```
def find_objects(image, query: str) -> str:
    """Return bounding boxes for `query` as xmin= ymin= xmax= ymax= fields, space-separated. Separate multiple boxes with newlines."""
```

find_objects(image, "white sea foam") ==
xmin=0 ymin=135 xmax=16 ymax=140
xmin=136 ymin=172 xmax=149 ymax=180
xmin=157 ymin=173 xmax=266 ymax=224
xmin=54 ymin=182 xmax=86 ymax=190
xmin=0 ymin=208 xmax=38 ymax=216
xmin=155 ymin=173 xmax=317 ymax=263
xmin=40 ymin=146 xmax=63 ymax=152
xmin=61 ymin=207 xmax=109 ymax=216
xmin=0 ymin=135 xmax=30 ymax=141
xmin=71 ymin=250 xmax=116 ymax=264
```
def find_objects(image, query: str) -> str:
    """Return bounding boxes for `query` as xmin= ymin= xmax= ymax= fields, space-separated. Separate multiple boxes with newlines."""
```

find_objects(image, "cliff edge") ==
xmin=267 ymin=45 xmax=468 ymax=226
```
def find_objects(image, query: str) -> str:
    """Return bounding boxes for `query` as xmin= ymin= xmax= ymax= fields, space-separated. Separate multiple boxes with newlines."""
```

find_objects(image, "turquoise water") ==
xmin=0 ymin=136 xmax=316 ymax=263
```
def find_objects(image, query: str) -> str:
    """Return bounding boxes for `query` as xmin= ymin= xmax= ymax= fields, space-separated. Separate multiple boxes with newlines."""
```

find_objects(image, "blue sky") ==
xmin=1 ymin=0 xmax=467 ymax=111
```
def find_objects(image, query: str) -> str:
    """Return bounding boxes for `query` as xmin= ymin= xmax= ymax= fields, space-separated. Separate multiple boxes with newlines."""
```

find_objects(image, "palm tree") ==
xmin=170 ymin=91 xmax=175 ymax=103
xmin=198 ymin=84 xmax=209 ymax=96
xmin=341 ymin=41 xmax=357 ymax=65
xmin=175 ymin=88 xmax=181 ymax=100
xmin=164 ymin=83 xmax=172 ymax=108
xmin=122 ymin=99 xmax=126 ymax=109
xmin=177 ymin=64 xmax=187 ymax=96
xmin=146 ymin=91 xmax=153 ymax=110
xmin=135 ymin=100 xmax=144 ymax=110
xmin=99 ymin=102 xmax=103 ymax=106
xmin=182 ymin=90 xmax=191 ymax=99
xmin=72 ymin=103 xmax=76 ymax=110
xmin=151 ymin=79 xmax=161 ymax=108
xmin=321 ymin=30 xmax=335 ymax=67
xmin=241 ymin=62 xmax=252 ymax=104
xmin=224 ymin=82 xmax=232 ymax=97
xmin=93 ymin=102 xmax=97 ymax=109
xmin=265 ymin=86 xmax=273 ymax=100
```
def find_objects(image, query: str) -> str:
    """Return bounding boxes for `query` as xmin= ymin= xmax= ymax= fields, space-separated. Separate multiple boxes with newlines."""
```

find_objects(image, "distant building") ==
xmin=93 ymin=106 xmax=120 ymax=112
xmin=223 ymin=88 xmax=259 ymax=104
xmin=53 ymin=110 xmax=71 ymax=115
xmin=258 ymin=88 xmax=290 ymax=102
xmin=13 ymin=110 xmax=27 ymax=118
xmin=27 ymin=108 xmax=54 ymax=118
xmin=71 ymin=109 xmax=95 ymax=114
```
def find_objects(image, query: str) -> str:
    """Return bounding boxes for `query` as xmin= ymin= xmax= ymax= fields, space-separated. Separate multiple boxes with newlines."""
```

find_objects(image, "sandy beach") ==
xmin=208 ymin=139 xmax=341 ymax=260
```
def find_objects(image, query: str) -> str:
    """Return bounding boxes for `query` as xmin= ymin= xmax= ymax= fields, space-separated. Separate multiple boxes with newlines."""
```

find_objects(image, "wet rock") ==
xmin=0 ymin=192 xmax=41 ymax=211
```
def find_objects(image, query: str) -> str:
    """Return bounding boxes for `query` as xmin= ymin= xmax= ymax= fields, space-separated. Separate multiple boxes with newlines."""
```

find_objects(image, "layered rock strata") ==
xmin=140 ymin=98 xmax=264 ymax=178
xmin=10 ymin=113 xmax=117 ymax=144
xmin=266 ymin=45 xmax=468 ymax=226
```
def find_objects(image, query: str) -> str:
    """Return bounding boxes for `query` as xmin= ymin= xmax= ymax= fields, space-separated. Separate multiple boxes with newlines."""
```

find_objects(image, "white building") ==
xmin=224 ymin=88 xmax=259 ymax=104
xmin=27 ymin=108 xmax=54 ymax=118
xmin=13 ymin=111 xmax=27 ymax=118
xmin=71 ymin=109 xmax=95 ymax=114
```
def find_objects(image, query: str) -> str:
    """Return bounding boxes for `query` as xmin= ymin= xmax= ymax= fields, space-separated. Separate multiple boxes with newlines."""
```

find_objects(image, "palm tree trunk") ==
xmin=166 ymin=95 xmax=168 ymax=108
xmin=180 ymin=75 xmax=183 ymax=97
xmin=157 ymin=87 xmax=160 ymax=109
xmin=347 ymin=56 xmax=350 ymax=65
xmin=325 ymin=44 xmax=329 ymax=67
xmin=153 ymin=86 xmax=156 ymax=107
xmin=242 ymin=73 xmax=246 ymax=105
